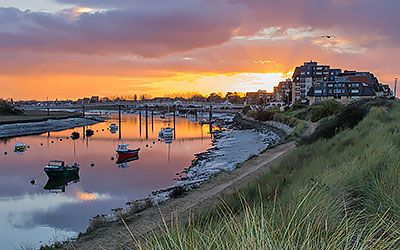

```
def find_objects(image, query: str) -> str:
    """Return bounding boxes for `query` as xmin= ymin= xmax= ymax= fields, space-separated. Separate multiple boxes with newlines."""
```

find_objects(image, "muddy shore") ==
xmin=0 ymin=116 xmax=106 ymax=139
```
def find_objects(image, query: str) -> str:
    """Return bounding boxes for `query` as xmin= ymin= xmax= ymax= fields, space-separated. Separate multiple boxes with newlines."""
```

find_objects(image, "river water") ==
xmin=0 ymin=113 xmax=212 ymax=249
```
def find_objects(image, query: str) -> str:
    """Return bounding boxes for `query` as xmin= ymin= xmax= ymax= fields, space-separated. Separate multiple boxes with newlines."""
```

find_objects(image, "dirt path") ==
xmin=70 ymin=140 xmax=297 ymax=250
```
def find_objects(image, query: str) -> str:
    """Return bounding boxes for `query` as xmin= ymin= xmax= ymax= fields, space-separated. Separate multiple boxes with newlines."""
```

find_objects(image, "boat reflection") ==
xmin=116 ymin=155 xmax=139 ymax=168
xmin=43 ymin=173 xmax=80 ymax=193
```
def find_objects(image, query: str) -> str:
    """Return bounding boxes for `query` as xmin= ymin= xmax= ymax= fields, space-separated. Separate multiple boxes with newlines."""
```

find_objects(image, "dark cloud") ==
xmin=0 ymin=1 xmax=242 ymax=57
xmin=1 ymin=0 xmax=400 ymax=58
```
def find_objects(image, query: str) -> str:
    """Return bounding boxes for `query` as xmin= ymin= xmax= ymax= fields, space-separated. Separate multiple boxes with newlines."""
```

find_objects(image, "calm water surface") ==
xmin=0 ymin=113 xmax=211 ymax=249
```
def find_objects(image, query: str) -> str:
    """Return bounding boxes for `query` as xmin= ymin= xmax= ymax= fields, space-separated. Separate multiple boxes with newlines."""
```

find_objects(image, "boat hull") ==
xmin=117 ymin=150 xmax=139 ymax=162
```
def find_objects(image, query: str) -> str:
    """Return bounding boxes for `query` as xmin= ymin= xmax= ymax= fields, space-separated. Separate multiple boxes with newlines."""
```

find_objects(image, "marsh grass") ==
xmin=133 ymin=101 xmax=400 ymax=249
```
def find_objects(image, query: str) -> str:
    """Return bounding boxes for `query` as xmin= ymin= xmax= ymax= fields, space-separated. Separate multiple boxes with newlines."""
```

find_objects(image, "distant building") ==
xmin=153 ymin=97 xmax=173 ymax=103
xmin=76 ymin=97 xmax=90 ymax=104
xmin=245 ymin=90 xmax=275 ymax=105
xmin=290 ymin=61 xmax=392 ymax=104
xmin=292 ymin=61 xmax=341 ymax=103
xmin=274 ymin=79 xmax=292 ymax=104
xmin=308 ymin=81 xmax=376 ymax=104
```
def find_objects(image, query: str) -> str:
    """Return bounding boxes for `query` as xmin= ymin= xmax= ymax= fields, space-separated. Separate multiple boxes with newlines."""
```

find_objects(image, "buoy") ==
xmin=30 ymin=180 xmax=35 ymax=185
xmin=4 ymin=152 xmax=7 ymax=155
xmin=60 ymin=139 xmax=63 ymax=141
xmin=90 ymin=162 xmax=95 ymax=167
xmin=51 ymin=141 xmax=54 ymax=143
xmin=40 ymin=143 xmax=43 ymax=146
xmin=146 ymin=144 xmax=149 ymax=147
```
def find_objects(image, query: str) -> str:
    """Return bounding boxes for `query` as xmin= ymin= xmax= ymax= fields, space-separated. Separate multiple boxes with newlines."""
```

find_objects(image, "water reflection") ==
xmin=44 ymin=173 xmax=80 ymax=193
xmin=0 ymin=113 xmax=211 ymax=249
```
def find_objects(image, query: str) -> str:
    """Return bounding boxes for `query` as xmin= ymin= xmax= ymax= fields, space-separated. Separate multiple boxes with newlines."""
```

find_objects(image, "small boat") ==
xmin=199 ymin=118 xmax=209 ymax=125
xmin=71 ymin=132 xmax=80 ymax=140
xmin=44 ymin=160 xmax=80 ymax=179
xmin=85 ymin=129 xmax=94 ymax=137
xmin=160 ymin=114 xmax=166 ymax=119
xmin=116 ymin=144 xmax=140 ymax=162
xmin=14 ymin=142 xmax=27 ymax=152
xmin=109 ymin=123 xmax=118 ymax=131
xmin=159 ymin=127 xmax=174 ymax=139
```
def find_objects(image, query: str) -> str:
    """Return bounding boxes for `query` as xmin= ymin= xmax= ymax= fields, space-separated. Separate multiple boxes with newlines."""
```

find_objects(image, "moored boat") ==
xmin=85 ymin=129 xmax=94 ymax=137
xmin=109 ymin=123 xmax=118 ymax=131
xmin=199 ymin=118 xmax=210 ymax=125
xmin=71 ymin=132 xmax=80 ymax=140
xmin=44 ymin=160 xmax=79 ymax=179
xmin=116 ymin=144 xmax=140 ymax=162
xmin=14 ymin=142 xmax=27 ymax=152
xmin=159 ymin=127 xmax=174 ymax=139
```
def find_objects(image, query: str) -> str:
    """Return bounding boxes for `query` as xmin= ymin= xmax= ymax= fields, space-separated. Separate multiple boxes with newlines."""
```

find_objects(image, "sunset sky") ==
xmin=0 ymin=0 xmax=399 ymax=100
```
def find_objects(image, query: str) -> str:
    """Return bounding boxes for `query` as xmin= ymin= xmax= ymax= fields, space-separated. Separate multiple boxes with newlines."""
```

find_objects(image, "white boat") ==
xmin=14 ymin=142 xmax=27 ymax=152
xmin=199 ymin=118 xmax=209 ymax=125
xmin=159 ymin=127 xmax=174 ymax=139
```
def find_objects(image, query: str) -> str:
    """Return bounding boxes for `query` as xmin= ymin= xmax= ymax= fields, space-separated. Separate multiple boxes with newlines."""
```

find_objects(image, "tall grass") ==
xmin=134 ymin=101 xmax=400 ymax=249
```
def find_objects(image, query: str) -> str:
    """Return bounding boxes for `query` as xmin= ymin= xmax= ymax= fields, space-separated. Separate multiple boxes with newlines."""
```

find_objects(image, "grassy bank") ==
xmin=137 ymin=99 xmax=400 ymax=249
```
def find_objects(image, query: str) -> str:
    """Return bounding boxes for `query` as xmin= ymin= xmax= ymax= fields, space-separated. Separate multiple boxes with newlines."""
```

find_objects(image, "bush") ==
xmin=300 ymin=101 xmax=368 ymax=144
xmin=0 ymin=100 xmax=22 ymax=115
xmin=246 ymin=110 xmax=277 ymax=122
xmin=309 ymin=100 xmax=343 ymax=122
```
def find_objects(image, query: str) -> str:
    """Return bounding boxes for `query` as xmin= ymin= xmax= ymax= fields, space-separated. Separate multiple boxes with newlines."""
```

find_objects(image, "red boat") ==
xmin=116 ymin=144 xmax=140 ymax=162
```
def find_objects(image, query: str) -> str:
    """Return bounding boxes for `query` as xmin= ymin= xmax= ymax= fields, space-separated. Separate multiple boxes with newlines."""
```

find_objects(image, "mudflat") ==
xmin=0 ymin=110 xmax=81 ymax=125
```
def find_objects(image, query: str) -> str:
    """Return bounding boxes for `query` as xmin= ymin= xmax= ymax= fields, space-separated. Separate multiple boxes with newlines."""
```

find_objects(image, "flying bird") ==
xmin=322 ymin=35 xmax=336 ymax=39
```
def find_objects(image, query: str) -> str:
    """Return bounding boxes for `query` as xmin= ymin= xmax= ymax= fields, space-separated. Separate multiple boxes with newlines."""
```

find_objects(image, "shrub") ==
xmin=0 ymin=100 xmax=22 ymax=115
xmin=300 ymin=101 xmax=368 ymax=144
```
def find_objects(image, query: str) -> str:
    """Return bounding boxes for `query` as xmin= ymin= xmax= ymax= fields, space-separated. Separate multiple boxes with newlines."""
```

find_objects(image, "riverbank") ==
xmin=63 ymin=115 xmax=299 ymax=249
xmin=0 ymin=116 xmax=106 ymax=139
xmin=134 ymin=99 xmax=400 ymax=249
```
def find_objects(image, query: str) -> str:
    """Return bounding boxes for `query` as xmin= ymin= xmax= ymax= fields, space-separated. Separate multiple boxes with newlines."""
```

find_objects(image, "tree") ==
xmin=225 ymin=92 xmax=244 ymax=104
xmin=207 ymin=93 xmax=223 ymax=103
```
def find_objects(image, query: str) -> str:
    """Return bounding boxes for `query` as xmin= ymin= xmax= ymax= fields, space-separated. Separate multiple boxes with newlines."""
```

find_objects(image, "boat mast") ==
xmin=167 ymin=105 xmax=170 ymax=127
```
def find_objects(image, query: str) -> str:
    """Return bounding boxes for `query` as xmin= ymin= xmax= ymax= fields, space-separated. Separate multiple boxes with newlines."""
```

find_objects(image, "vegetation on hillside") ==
xmin=137 ymin=99 xmax=400 ymax=249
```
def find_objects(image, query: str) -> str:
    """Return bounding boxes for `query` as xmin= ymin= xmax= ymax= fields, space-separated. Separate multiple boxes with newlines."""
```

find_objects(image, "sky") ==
xmin=0 ymin=0 xmax=399 ymax=100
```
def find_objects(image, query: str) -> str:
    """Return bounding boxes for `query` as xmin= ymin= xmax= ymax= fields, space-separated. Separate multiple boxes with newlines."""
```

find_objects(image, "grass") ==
xmin=134 ymin=99 xmax=400 ymax=249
